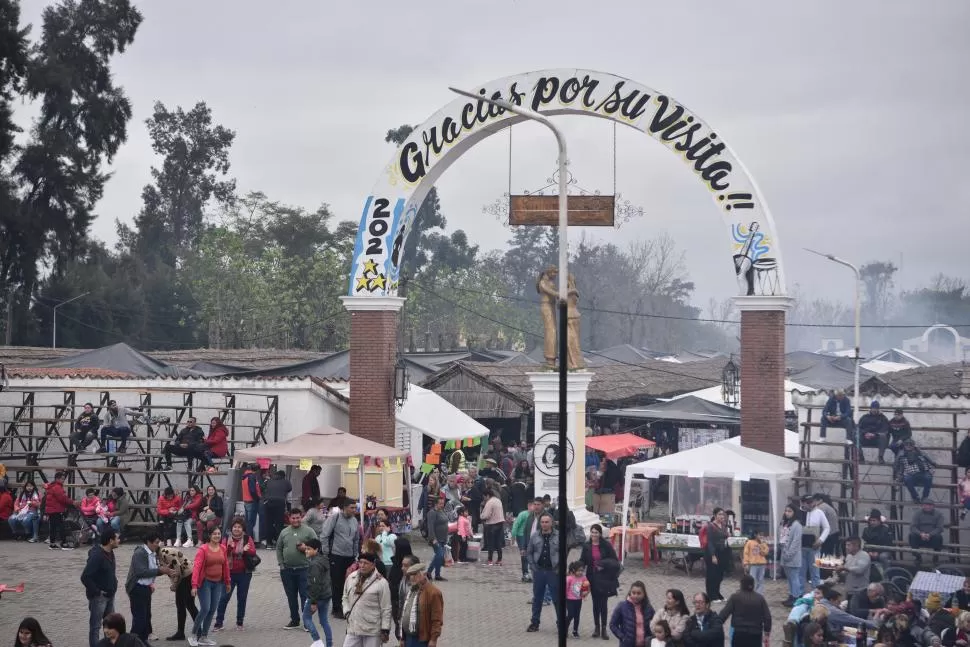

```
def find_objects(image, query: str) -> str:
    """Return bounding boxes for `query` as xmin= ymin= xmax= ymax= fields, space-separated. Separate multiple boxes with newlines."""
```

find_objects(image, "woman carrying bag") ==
xmin=580 ymin=523 xmax=621 ymax=640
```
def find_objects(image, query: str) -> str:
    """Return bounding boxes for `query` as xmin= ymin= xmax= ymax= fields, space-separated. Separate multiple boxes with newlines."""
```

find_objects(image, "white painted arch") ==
xmin=348 ymin=69 xmax=787 ymax=298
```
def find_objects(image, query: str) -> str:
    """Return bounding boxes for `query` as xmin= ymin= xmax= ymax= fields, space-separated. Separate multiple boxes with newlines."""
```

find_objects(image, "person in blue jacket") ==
xmin=609 ymin=581 xmax=655 ymax=647
xmin=819 ymin=390 xmax=855 ymax=442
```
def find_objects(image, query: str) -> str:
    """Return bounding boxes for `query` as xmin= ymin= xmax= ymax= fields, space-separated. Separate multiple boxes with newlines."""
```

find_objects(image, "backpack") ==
xmin=245 ymin=473 xmax=261 ymax=500
xmin=698 ymin=522 xmax=709 ymax=550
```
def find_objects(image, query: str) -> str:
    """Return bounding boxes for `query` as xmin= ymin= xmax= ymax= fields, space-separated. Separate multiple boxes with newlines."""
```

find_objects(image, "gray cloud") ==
xmin=19 ymin=0 xmax=970 ymax=309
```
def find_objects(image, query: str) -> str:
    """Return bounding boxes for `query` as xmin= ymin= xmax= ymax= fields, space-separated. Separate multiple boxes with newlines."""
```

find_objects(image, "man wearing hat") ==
xmin=399 ymin=563 xmax=444 ymax=647
xmin=861 ymin=510 xmax=892 ymax=568
xmin=893 ymin=439 xmax=936 ymax=503
xmin=343 ymin=553 xmax=392 ymax=647
xmin=480 ymin=457 xmax=507 ymax=485
xmin=857 ymin=401 xmax=890 ymax=464
xmin=908 ymin=499 xmax=944 ymax=565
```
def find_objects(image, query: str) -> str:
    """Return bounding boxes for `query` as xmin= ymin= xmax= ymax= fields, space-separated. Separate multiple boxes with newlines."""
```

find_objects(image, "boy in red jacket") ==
xmin=45 ymin=471 xmax=77 ymax=550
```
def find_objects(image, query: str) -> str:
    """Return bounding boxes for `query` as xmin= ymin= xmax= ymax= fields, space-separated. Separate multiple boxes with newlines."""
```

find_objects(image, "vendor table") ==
xmin=653 ymin=533 xmax=750 ymax=576
xmin=907 ymin=571 xmax=966 ymax=604
xmin=610 ymin=523 xmax=663 ymax=566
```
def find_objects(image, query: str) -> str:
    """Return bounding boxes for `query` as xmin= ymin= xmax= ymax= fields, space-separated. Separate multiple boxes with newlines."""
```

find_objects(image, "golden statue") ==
xmin=536 ymin=267 xmax=585 ymax=370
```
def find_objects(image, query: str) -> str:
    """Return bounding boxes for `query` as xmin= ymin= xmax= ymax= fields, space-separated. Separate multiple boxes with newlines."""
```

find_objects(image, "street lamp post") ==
xmin=450 ymin=87 xmax=569 ymax=647
xmin=52 ymin=292 xmax=90 ymax=349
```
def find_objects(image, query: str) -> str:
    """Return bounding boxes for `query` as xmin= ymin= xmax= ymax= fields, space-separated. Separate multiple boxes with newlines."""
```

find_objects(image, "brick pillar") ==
xmin=341 ymin=296 xmax=405 ymax=448
xmin=733 ymin=296 xmax=795 ymax=456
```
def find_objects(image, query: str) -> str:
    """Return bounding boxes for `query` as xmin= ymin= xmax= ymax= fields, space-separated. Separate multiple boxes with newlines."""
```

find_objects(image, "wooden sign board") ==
xmin=509 ymin=195 xmax=615 ymax=227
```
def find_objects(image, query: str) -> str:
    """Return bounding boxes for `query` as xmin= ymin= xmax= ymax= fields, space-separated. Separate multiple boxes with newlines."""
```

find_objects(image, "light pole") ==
xmin=52 ymin=291 xmax=90 ymax=349
xmin=450 ymin=87 xmax=569 ymax=647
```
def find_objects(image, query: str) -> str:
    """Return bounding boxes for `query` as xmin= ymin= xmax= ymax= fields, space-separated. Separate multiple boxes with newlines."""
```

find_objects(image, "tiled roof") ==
xmin=7 ymin=367 xmax=134 ymax=379
xmin=859 ymin=362 xmax=969 ymax=397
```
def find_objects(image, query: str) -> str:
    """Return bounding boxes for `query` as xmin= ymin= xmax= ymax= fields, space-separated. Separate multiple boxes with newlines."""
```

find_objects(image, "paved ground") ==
xmin=0 ymin=538 xmax=795 ymax=646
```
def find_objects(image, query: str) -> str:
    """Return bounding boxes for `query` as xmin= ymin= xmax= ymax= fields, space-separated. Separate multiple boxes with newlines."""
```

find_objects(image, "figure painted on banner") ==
xmin=542 ymin=444 xmax=560 ymax=471
xmin=537 ymin=267 xmax=559 ymax=369
xmin=566 ymin=273 xmax=584 ymax=370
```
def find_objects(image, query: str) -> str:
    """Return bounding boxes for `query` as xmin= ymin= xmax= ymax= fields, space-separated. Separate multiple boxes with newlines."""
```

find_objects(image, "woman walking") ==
xmin=609 ymin=581 xmax=656 ymax=647
xmin=189 ymin=528 xmax=230 ymax=646
xmin=651 ymin=589 xmax=690 ymax=643
xmin=779 ymin=504 xmax=804 ymax=607
xmin=481 ymin=488 xmax=505 ymax=566
xmin=214 ymin=517 xmax=257 ymax=632
xmin=580 ymin=523 xmax=621 ymax=639
xmin=704 ymin=508 xmax=729 ymax=602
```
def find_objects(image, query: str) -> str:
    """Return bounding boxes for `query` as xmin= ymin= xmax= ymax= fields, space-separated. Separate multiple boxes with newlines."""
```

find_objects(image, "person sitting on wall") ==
xmin=819 ymin=389 xmax=855 ymax=442
xmin=857 ymin=401 xmax=891 ymax=464
xmin=894 ymin=439 xmax=936 ymax=503
xmin=908 ymin=500 xmax=945 ymax=565
xmin=160 ymin=417 xmax=206 ymax=472
xmin=97 ymin=400 xmax=143 ymax=454
xmin=70 ymin=403 xmax=101 ymax=453
xmin=888 ymin=408 xmax=913 ymax=455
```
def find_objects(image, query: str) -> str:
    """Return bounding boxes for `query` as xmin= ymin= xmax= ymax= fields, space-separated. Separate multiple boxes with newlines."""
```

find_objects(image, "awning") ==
xmin=396 ymin=384 xmax=490 ymax=443
xmin=585 ymin=433 xmax=655 ymax=460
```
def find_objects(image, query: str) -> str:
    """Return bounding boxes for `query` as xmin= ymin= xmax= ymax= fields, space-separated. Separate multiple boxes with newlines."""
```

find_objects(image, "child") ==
xmin=455 ymin=506 xmax=472 ymax=563
xmin=650 ymin=619 xmax=672 ymax=647
xmin=79 ymin=488 xmax=101 ymax=541
xmin=565 ymin=560 xmax=590 ymax=638
xmin=304 ymin=538 xmax=334 ymax=647
xmin=374 ymin=520 xmax=397 ymax=567
xmin=743 ymin=529 xmax=769 ymax=595
xmin=959 ymin=468 xmax=970 ymax=521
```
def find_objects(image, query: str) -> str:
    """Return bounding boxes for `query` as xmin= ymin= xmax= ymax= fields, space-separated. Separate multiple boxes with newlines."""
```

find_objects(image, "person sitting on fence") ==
xmin=79 ymin=488 xmax=103 ymax=542
xmin=959 ymin=468 xmax=970 ymax=522
xmin=957 ymin=429 xmax=970 ymax=469
xmin=199 ymin=418 xmax=229 ymax=472
xmin=160 ymin=417 xmax=206 ymax=472
xmin=888 ymin=408 xmax=913 ymax=455
xmin=819 ymin=389 xmax=855 ymax=441
xmin=861 ymin=509 xmax=893 ymax=569
xmin=97 ymin=400 xmax=143 ymax=453
xmin=70 ymin=403 xmax=101 ymax=453
xmin=857 ymin=401 xmax=891 ymax=464
xmin=894 ymin=439 xmax=936 ymax=503
xmin=908 ymin=500 xmax=945 ymax=565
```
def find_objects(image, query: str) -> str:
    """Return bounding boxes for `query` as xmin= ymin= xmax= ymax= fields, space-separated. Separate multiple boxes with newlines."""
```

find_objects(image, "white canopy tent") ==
xmin=724 ymin=429 xmax=800 ymax=458
xmin=620 ymin=441 xmax=796 ymax=569
xmin=395 ymin=384 xmax=490 ymax=467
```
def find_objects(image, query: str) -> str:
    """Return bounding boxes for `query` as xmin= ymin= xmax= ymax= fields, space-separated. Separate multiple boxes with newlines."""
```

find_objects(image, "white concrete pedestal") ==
xmin=528 ymin=371 xmax=600 ymax=530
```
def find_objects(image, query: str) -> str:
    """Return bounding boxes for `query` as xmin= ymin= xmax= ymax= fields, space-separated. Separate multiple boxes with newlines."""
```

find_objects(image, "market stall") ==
xmin=620 ymin=440 xmax=796 ymax=574
xmin=395 ymin=384 xmax=490 ymax=468
xmin=234 ymin=426 xmax=408 ymax=506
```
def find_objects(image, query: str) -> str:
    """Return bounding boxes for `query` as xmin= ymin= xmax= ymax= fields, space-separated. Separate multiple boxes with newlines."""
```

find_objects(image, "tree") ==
xmin=123 ymin=100 xmax=236 ymax=263
xmin=859 ymin=260 xmax=898 ymax=324
xmin=2 ymin=0 xmax=141 ymax=339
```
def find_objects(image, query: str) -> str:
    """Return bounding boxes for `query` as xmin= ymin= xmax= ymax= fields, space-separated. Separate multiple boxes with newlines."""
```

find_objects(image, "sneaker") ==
xmin=148 ymin=634 xmax=158 ymax=641
xmin=573 ymin=631 xmax=580 ymax=638
xmin=187 ymin=638 xmax=199 ymax=647
xmin=211 ymin=624 xmax=223 ymax=633
xmin=164 ymin=634 xmax=184 ymax=641
xmin=234 ymin=625 xmax=244 ymax=630
xmin=495 ymin=561 xmax=503 ymax=567
xmin=48 ymin=543 xmax=60 ymax=550
xmin=199 ymin=639 xmax=216 ymax=646
xmin=283 ymin=620 xmax=301 ymax=630
xmin=165 ymin=540 xmax=173 ymax=547
xmin=27 ymin=537 xmax=37 ymax=543
xmin=182 ymin=540 xmax=194 ymax=548
xmin=486 ymin=561 xmax=494 ymax=566
xmin=434 ymin=576 xmax=447 ymax=582
xmin=61 ymin=545 xmax=75 ymax=551
xmin=527 ymin=625 xmax=539 ymax=632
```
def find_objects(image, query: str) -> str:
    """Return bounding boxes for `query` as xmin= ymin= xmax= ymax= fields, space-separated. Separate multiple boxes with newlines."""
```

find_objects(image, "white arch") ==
xmin=348 ymin=69 xmax=787 ymax=298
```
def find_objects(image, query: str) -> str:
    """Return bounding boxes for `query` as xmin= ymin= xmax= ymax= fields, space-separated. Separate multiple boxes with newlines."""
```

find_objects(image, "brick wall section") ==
xmin=348 ymin=309 xmax=399 ymax=448
xmin=739 ymin=309 xmax=786 ymax=456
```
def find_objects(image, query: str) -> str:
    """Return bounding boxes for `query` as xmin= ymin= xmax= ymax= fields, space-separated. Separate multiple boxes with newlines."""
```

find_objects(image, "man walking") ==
xmin=321 ymin=500 xmax=361 ymax=619
xmin=526 ymin=513 xmax=562 ymax=633
xmin=81 ymin=528 xmax=120 ymax=647
xmin=400 ymin=563 xmax=444 ymax=647
xmin=343 ymin=553 xmax=392 ymax=647
xmin=277 ymin=508 xmax=318 ymax=630
xmin=125 ymin=532 xmax=174 ymax=643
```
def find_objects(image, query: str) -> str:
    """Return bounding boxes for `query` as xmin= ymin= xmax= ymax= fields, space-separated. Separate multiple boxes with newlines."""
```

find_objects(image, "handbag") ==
xmin=198 ymin=509 xmax=215 ymax=523
xmin=240 ymin=535 xmax=260 ymax=571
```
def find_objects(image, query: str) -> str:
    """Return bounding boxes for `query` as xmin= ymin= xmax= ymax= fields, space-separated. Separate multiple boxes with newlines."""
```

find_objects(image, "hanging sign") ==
xmin=509 ymin=194 xmax=616 ymax=227
xmin=298 ymin=458 xmax=312 ymax=471
xmin=347 ymin=457 xmax=360 ymax=470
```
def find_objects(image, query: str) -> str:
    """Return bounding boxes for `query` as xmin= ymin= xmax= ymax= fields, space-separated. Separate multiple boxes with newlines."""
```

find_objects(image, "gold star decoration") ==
xmin=355 ymin=275 xmax=370 ymax=291
xmin=363 ymin=259 xmax=378 ymax=274
xmin=369 ymin=274 xmax=386 ymax=290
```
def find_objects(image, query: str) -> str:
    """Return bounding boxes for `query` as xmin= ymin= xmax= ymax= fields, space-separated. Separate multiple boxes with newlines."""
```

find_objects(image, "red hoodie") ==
xmin=157 ymin=494 xmax=183 ymax=518
xmin=205 ymin=422 xmax=229 ymax=458
xmin=44 ymin=481 xmax=72 ymax=514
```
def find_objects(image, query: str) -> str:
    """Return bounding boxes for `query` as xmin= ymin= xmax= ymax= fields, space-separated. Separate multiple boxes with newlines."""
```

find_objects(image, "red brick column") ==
xmin=341 ymin=297 xmax=404 ymax=448
xmin=734 ymin=296 xmax=795 ymax=457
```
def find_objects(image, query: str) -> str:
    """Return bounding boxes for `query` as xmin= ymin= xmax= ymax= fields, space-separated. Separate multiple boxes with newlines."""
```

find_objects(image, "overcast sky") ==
xmin=19 ymin=0 xmax=970 ymax=311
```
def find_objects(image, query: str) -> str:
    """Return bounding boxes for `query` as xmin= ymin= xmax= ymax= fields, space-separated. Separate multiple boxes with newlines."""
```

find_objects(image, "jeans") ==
xmin=100 ymin=425 xmax=132 ymax=450
xmin=404 ymin=637 xmax=428 ymax=647
xmin=591 ymin=592 xmax=608 ymax=630
xmin=748 ymin=564 xmax=766 ymax=595
xmin=129 ymin=584 xmax=153 ymax=642
xmin=786 ymin=564 xmax=804 ymax=600
xmin=485 ymin=522 xmax=504 ymax=562
xmin=9 ymin=513 xmax=39 ymax=539
xmin=71 ymin=429 xmax=97 ymax=452
xmin=801 ymin=547 xmax=819 ymax=589
xmin=427 ymin=542 xmax=446 ymax=579
xmin=565 ymin=599 xmax=583 ymax=632
xmin=531 ymin=568 xmax=561 ymax=627
xmin=329 ymin=555 xmax=355 ymax=616
xmin=192 ymin=579 xmax=224 ymax=638
xmin=88 ymin=593 xmax=114 ymax=647
xmin=244 ymin=502 xmax=259 ymax=538
xmin=96 ymin=516 xmax=122 ymax=537
xmin=280 ymin=566 xmax=309 ymax=624
xmin=216 ymin=571 xmax=252 ymax=627
xmin=819 ymin=417 xmax=855 ymax=441
xmin=176 ymin=518 xmax=194 ymax=544
xmin=303 ymin=597 xmax=333 ymax=644
xmin=903 ymin=471 xmax=933 ymax=502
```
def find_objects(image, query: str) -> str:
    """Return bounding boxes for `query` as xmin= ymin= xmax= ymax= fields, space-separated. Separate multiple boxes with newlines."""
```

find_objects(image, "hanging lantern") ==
xmin=393 ymin=357 xmax=409 ymax=408
xmin=721 ymin=356 xmax=740 ymax=407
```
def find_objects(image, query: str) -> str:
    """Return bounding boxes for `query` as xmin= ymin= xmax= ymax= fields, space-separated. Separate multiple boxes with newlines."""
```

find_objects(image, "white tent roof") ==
xmin=724 ymin=429 xmax=799 ymax=458
xmin=396 ymin=384 xmax=489 ymax=442
xmin=625 ymin=441 xmax=796 ymax=481
xmin=669 ymin=379 xmax=811 ymax=411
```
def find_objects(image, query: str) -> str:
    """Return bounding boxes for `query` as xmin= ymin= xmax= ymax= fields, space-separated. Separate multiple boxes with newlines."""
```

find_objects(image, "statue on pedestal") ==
xmin=536 ymin=267 xmax=585 ymax=370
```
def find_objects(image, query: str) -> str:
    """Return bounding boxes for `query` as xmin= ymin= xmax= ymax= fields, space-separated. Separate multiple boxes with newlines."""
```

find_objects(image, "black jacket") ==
xmin=174 ymin=425 xmax=205 ymax=445
xmin=579 ymin=539 xmax=620 ymax=597
xmin=858 ymin=412 xmax=890 ymax=436
xmin=81 ymin=545 xmax=118 ymax=599
xmin=956 ymin=436 xmax=970 ymax=468
xmin=718 ymin=590 xmax=771 ymax=635
xmin=684 ymin=611 xmax=724 ymax=647
xmin=75 ymin=413 xmax=101 ymax=434
xmin=97 ymin=634 xmax=145 ymax=647
xmin=862 ymin=523 xmax=893 ymax=549
xmin=307 ymin=553 xmax=332 ymax=603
